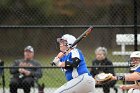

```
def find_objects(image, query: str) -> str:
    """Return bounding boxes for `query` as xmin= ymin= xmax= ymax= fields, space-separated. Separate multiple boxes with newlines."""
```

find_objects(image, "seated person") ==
xmin=90 ymin=47 xmax=117 ymax=93
xmin=9 ymin=46 xmax=42 ymax=93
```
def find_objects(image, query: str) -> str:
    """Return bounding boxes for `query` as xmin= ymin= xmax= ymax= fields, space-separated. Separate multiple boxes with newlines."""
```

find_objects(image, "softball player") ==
xmin=111 ymin=51 xmax=140 ymax=93
xmin=52 ymin=34 xmax=95 ymax=93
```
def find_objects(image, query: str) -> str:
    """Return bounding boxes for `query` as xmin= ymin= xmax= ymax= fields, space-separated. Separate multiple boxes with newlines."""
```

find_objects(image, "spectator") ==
xmin=90 ymin=46 xmax=117 ymax=93
xmin=9 ymin=46 xmax=42 ymax=93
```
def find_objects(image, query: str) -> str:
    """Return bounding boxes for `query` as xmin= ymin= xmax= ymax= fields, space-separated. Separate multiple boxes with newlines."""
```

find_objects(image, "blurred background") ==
xmin=0 ymin=0 xmax=140 ymax=93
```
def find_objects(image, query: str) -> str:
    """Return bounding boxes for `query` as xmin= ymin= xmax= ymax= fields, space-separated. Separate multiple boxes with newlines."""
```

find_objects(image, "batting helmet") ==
xmin=57 ymin=34 xmax=77 ymax=48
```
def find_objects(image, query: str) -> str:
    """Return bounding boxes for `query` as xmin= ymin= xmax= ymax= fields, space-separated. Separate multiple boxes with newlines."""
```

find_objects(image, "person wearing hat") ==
xmin=9 ymin=46 xmax=42 ymax=93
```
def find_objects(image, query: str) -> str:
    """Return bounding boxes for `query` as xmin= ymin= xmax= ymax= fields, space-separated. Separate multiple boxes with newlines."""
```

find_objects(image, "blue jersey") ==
xmin=135 ymin=67 xmax=140 ymax=82
xmin=60 ymin=48 xmax=90 ymax=81
xmin=135 ymin=67 xmax=140 ymax=72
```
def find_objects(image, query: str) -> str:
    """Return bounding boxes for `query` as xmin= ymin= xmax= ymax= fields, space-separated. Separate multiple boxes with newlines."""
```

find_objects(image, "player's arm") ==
xmin=124 ymin=72 xmax=140 ymax=81
xmin=112 ymin=72 xmax=140 ymax=81
xmin=120 ymin=84 xmax=140 ymax=90
xmin=52 ymin=57 xmax=81 ymax=68
xmin=65 ymin=57 xmax=81 ymax=69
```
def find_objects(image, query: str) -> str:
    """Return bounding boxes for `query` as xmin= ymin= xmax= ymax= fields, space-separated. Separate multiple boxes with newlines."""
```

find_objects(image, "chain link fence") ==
xmin=0 ymin=0 xmax=140 ymax=25
xmin=0 ymin=0 xmax=140 ymax=93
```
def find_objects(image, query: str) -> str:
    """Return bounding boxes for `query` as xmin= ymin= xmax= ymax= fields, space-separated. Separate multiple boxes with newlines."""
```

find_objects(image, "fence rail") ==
xmin=0 ymin=25 xmax=140 ymax=28
xmin=0 ymin=65 xmax=130 ymax=69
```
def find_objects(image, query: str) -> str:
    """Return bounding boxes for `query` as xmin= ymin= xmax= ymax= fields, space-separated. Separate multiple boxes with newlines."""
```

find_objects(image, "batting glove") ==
xmin=52 ymin=57 xmax=60 ymax=66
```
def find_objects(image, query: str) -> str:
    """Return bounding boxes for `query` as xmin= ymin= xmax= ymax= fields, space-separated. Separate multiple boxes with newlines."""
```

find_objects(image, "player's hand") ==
xmin=51 ymin=52 xmax=64 ymax=66
xmin=50 ymin=57 xmax=61 ymax=66
xmin=52 ymin=57 xmax=60 ymax=65
xmin=56 ymin=52 xmax=65 ymax=58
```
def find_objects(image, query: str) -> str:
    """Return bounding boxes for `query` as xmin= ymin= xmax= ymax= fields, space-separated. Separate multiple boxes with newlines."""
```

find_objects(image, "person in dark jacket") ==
xmin=9 ymin=46 xmax=42 ymax=93
xmin=90 ymin=47 xmax=117 ymax=93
